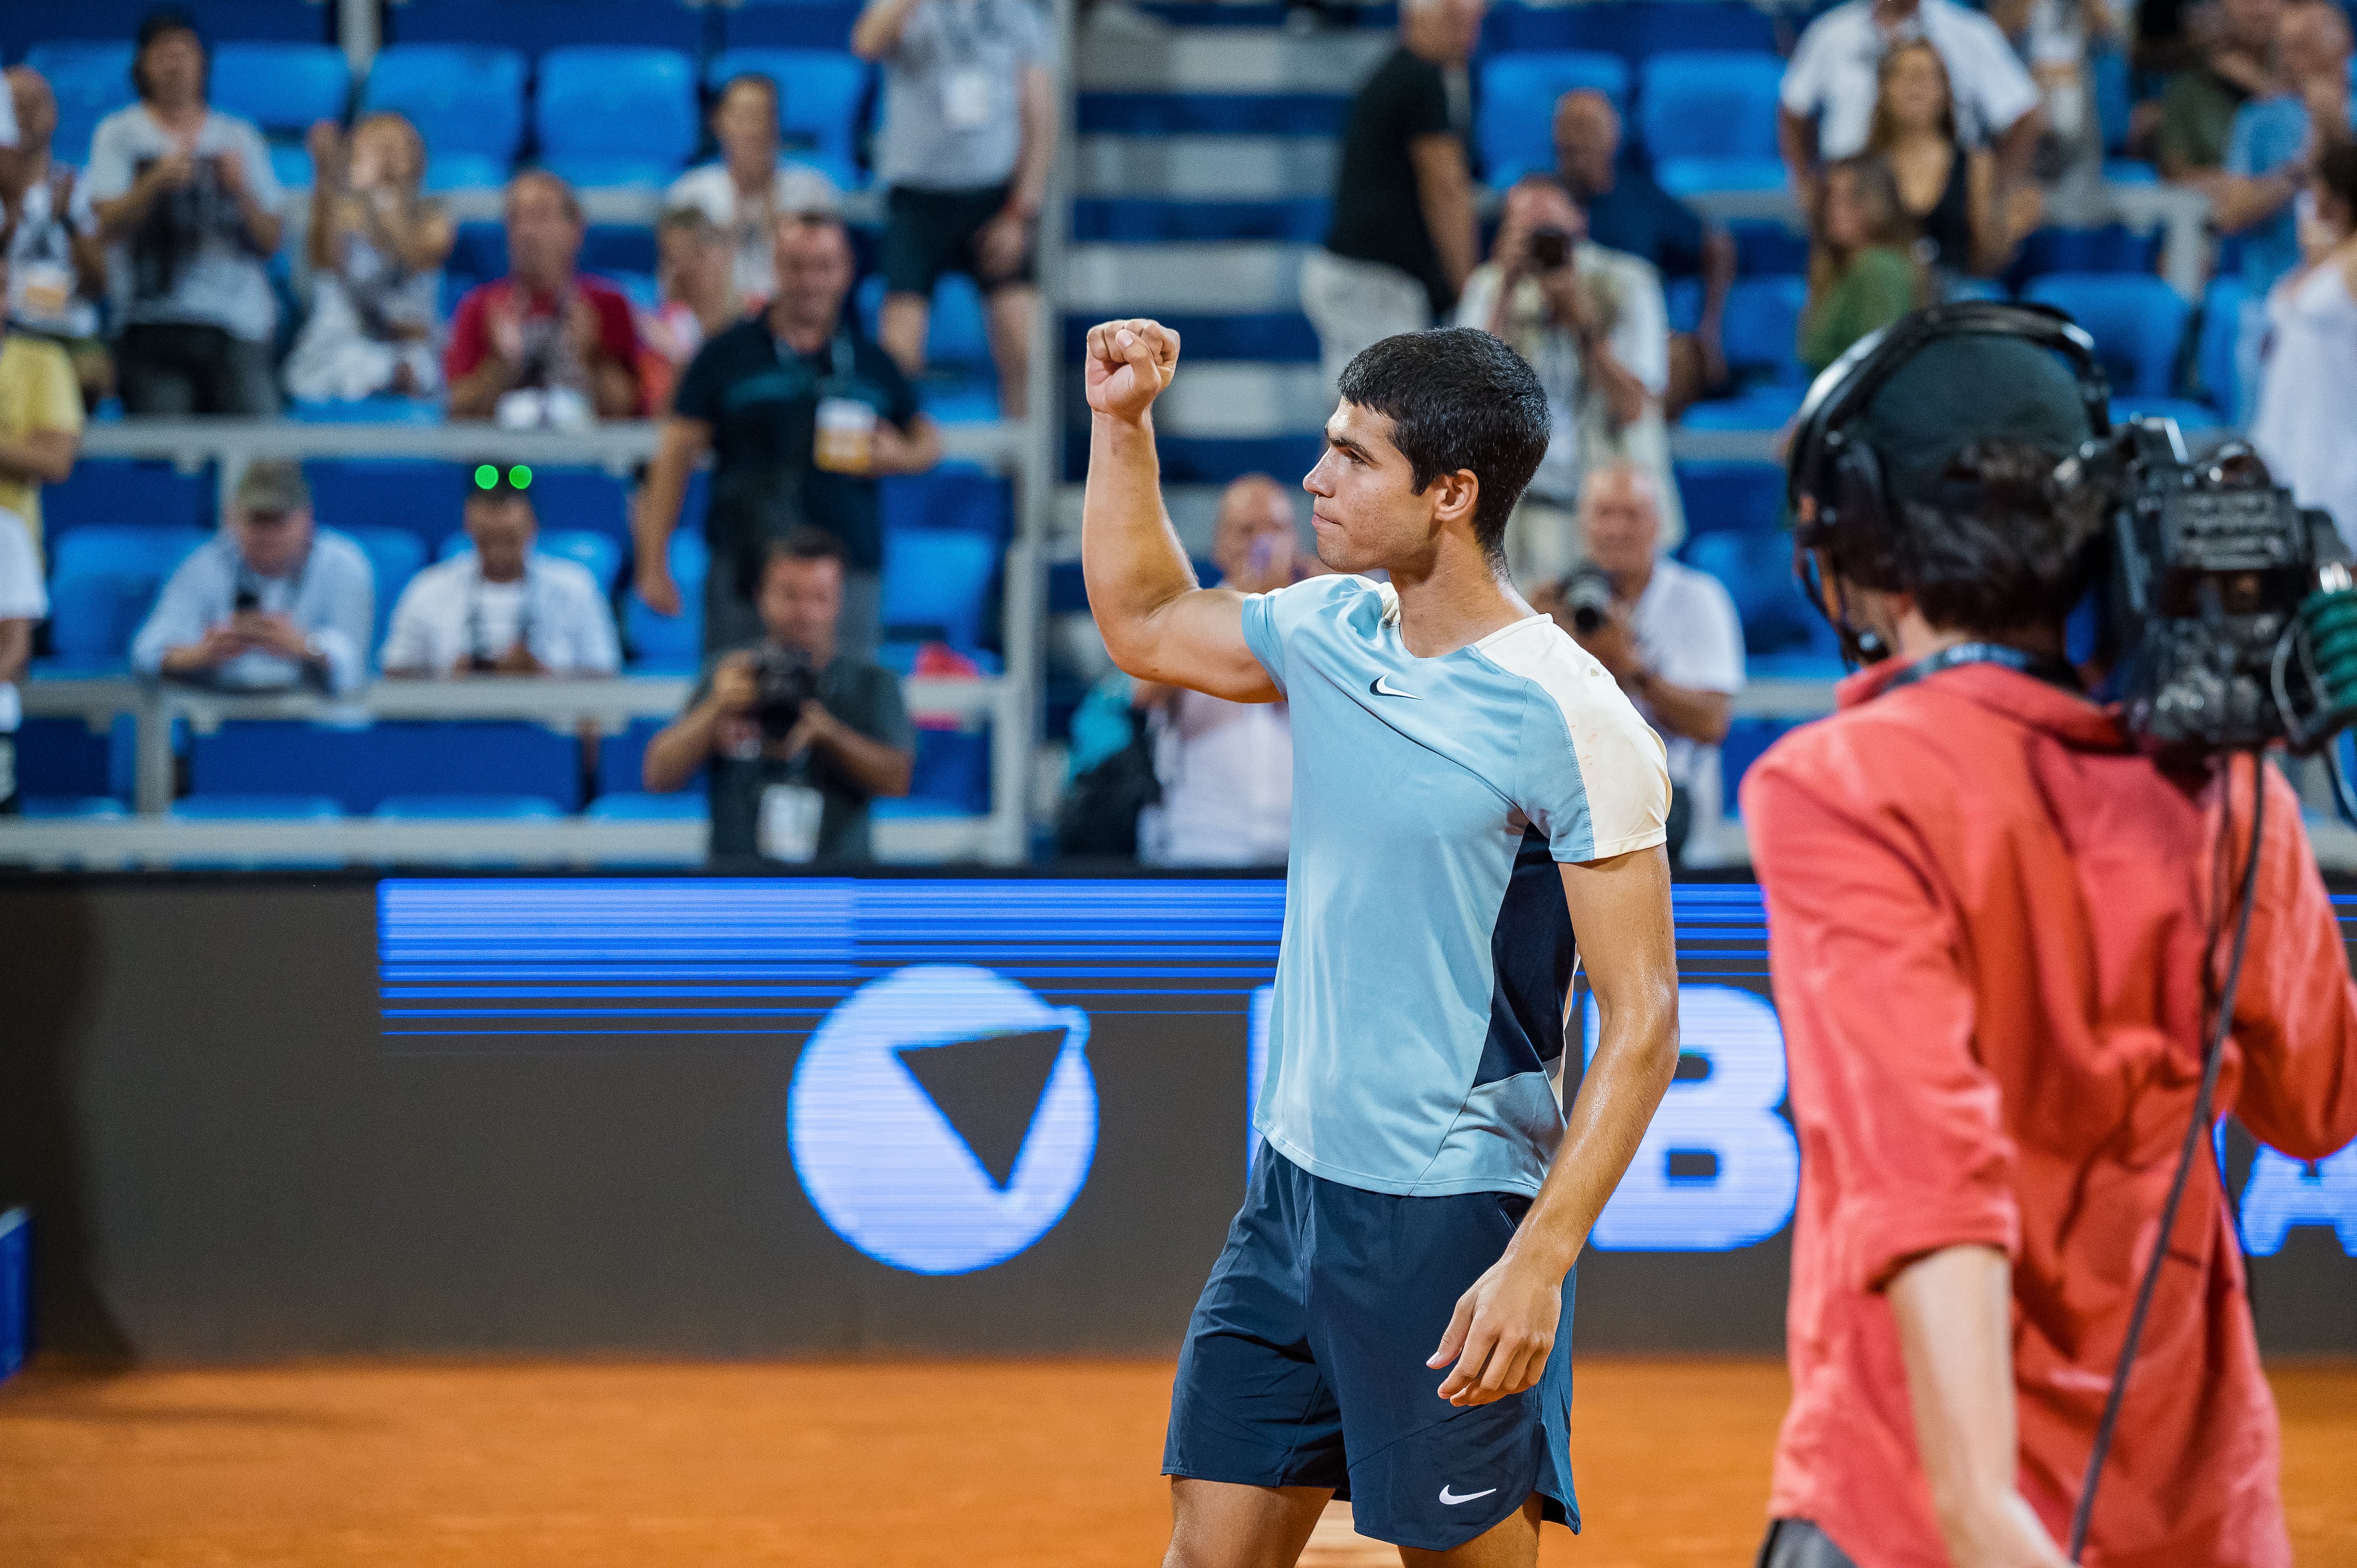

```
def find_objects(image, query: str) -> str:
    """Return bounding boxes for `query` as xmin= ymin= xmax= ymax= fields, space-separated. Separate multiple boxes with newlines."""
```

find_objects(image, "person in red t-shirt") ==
xmin=445 ymin=170 xmax=643 ymax=423
xmin=1745 ymin=320 xmax=2357 ymax=1568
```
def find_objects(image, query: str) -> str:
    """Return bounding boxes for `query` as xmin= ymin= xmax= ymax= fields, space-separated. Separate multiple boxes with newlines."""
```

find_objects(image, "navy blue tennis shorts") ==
xmin=1163 ymin=1144 xmax=1578 ymax=1552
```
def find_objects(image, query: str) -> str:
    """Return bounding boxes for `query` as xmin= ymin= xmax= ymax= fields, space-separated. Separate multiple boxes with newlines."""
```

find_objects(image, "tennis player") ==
xmin=1081 ymin=318 xmax=1681 ymax=1567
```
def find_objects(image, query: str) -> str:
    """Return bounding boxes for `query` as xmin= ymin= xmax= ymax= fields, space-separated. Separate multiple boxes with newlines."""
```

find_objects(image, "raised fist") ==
xmin=1083 ymin=318 xmax=1180 ymax=425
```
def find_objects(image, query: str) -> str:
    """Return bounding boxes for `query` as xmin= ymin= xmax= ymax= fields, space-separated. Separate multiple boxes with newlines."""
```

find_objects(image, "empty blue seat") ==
xmin=2198 ymin=275 xmax=2251 ymax=417
xmin=516 ymin=465 xmax=632 ymax=543
xmin=587 ymin=790 xmax=706 ymax=821
xmin=2008 ymin=223 xmax=2160 ymax=283
xmin=1679 ymin=386 xmax=1805 ymax=432
xmin=307 ymin=459 xmax=470 ymax=551
xmin=1639 ymin=52 xmax=1783 ymax=163
xmin=438 ymin=529 xmax=625 ymax=592
xmin=448 ymin=218 xmax=509 ymax=290
xmin=708 ymin=48 xmax=871 ymax=188
xmin=189 ymin=720 xmax=584 ymax=813
xmin=1674 ymin=460 xmax=1786 ymax=537
xmin=920 ymin=384 xmax=1001 ymax=424
xmin=2024 ymin=273 xmax=2189 ymax=398
xmin=170 ymin=795 xmax=343 ymax=820
xmin=1476 ymin=53 xmax=1628 ymax=185
xmin=883 ymin=528 xmax=997 ymax=649
xmin=362 ymin=45 xmax=527 ymax=191
xmin=1483 ymin=1 xmax=1639 ymax=56
xmin=624 ymin=531 xmax=707 ymax=670
xmin=337 ymin=525 xmax=429 ymax=650
xmin=2102 ymin=158 xmax=2159 ymax=185
xmin=1719 ymin=275 xmax=1809 ymax=384
xmin=20 ymin=796 xmax=127 ymax=820
xmin=908 ymin=726 xmax=989 ymax=813
xmin=1656 ymin=156 xmax=1787 ymax=196
xmin=13 ymin=714 xmax=133 ymax=801
xmin=880 ymin=463 xmax=1012 ymax=540
xmin=49 ymin=525 xmax=210 ymax=663
xmin=1681 ymin=530 xmax=1821 ymax=654
xmin=535 ymin=47 xmax=700 ymax=189
xmin=209 ymin=42 xmax=351 ymax=187
xmin=376 ymin=794 xmax=562 ymax=818
xmin=43 ymin=459 xmax=212 ymax=548
xmin=25 ymin=42 xmax=133 ymax=165
xmin=582 ymin=222 xmax=659 ymax=279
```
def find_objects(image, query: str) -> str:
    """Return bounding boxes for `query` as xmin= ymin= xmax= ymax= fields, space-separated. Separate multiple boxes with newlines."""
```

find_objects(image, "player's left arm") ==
xmin=1431 ymin=845 xmax=1680 ymax=1405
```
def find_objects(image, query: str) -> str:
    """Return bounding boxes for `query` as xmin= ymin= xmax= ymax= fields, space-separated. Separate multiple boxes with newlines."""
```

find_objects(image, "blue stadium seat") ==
xmin=1656 ymin=156 xmax=1788 ymax=196
xmin=907 ymin=726 xmax=989 ymax=813
xmin=14 ymin=714 xmax=135 ymax=803
xmin=20 ymin=796 xmax=127 ymax=820
xmin=307 ymin=459 xmax=470 ymax=551
xmin=48 ymin=525 xmax=210 ymax=664
xmin=1673 ymin=460 xmax=1785 ymax=537
xmin=288 ymin=397 xmax=442 ymax=425
xmin=375 ymin=794 xmax=562 ymax=818
xmin=2024 ymin=273 xmax=2190 ymax=398
xmin=535 ymin=47 xmax=700 ymax=189
xmin=189 ymin=720 xmax=584 ymax=812
xmin=880 ymin=462 xmax=1012 ymax=541
xmin=511 ymin=465 xmax=631 ymax=543
xmin=42 ymin=459 xmax=212 ymax=549
xmin=587 ymin=791 xmax=706 ymax=820
xmin=24 ymin=42 xmax=133 ymax=166
xmin=2091 ymin=47 xmax=2132 ymax=154
xmin=337 ymin=525 xmax=428 ymax=651
xmin=2198 ymin=275 xmax=2251 ymax=417
xmin=623 ymin=530 xmax=709 ymax=670
xmin=361 ymin=45 xmax=528 ymax=191
xmin=583 ymin=222 xmax=659 ymax=278
xmin=921 ymin=384 xmax=1002 ymax=424
xmin=1725 ymin=217 xmax=1810 ymax=278
xmin=1719 ymin=275 xmax=1809 ymax=385
xmin=1483 ymin=1 xmax=1638 ymax=56
xmin=1678 ymin=386 xmax=1804 ymax=431
xmin=1625 ymin=1 xmax=1781 ymax=60
xmin=2102 ymin=159 xmax=2159 ymax=185
xmin=448 ymin=219 xmax=509 ymax=291
xmin=387 ymin=0 xmax=705 ymax=51
xmin=1718 ymin=716 xmax=1801 ymax=810
xmin=209 ymin=42 xmax=351 ymax=188
xmin=1638 ymin=52 xmax=1783 ymax=163
xmin=439 ymin=529 xmax=625 ymax=592
xmin=170 ymin=795 xmax=343 ymax=820
xmin=1681 ymin=531 xmax=1821 ymax=654
xmin=1664 ymin=276 xmax=1702 ymax=334
xmin=1475 ymin=53 xmax=1628 ymax=185
xmin=708 ymin=48 xmax=872 ymax=189
xmin=882 ymin=528 xmax=997 ymax=649
xmin=2008 ymin=223 xmax=2161 ymax=284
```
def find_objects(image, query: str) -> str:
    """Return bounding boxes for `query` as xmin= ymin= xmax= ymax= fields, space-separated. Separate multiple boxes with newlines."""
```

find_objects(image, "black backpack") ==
xmin=1054 ymin=727 xmax=1162 ymax=859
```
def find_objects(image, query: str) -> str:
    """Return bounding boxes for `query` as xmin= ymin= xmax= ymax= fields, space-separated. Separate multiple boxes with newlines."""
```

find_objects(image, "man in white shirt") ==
xmin=0 ymin=504 xmax=45 ymax=813
xmin=380 ymin=468 xmax=620 ymax=678
xmin=1779 ymin=0 xmax=2044 ymax=210
xmin=1541 ymin=462 xmax=1744 ymax=866
xmin=664 ymin=74 xmax=843 ymax=312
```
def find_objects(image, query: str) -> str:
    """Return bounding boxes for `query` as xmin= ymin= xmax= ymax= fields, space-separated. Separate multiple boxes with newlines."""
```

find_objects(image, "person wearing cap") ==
xmin=1745 ymin=318 xmax=2357 ymax=1568
xmin=132 ymin=459 xmax=374 ymax=695
xmin=85 ymin=8 xmax=284 ymax=416
xmin=379 ymin=465 xmax=620 ymax=679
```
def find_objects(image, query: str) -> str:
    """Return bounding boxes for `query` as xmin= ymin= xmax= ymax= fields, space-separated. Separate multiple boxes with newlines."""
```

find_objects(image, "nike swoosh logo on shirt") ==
xmin=1370 ymin=676 xmax=1420 ymax=698
xmin=1438 ymin=1486 xmax=1497 ymax=1506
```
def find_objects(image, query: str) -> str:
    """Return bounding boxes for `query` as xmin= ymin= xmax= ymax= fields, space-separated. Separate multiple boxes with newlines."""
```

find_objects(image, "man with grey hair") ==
xmin=132 ymin=459 xmax=375 ymax=695
xmin=444 ymin=170 xmax=643 ymax=424
xmin=1535 ymin=461 xmax=1743 ymax=865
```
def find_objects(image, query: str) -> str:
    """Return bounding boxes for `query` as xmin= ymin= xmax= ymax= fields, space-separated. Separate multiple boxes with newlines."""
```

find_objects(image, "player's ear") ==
xmin=1428 ymin=468 xmax=1481 ymax=530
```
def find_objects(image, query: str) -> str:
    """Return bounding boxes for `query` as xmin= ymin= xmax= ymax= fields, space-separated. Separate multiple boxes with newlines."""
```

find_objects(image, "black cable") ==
xmin=2066 ymin=751 xmax=2268 ymax=1562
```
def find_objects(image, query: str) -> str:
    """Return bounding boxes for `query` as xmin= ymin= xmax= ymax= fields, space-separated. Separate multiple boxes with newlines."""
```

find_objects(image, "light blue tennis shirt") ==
xmin=1240 ymin=574 xmax=1670 ymax=1199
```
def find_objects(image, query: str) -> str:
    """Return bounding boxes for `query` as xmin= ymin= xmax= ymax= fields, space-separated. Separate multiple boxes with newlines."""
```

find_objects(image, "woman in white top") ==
xmin=285 ymin=112 xmax=453 ymax=403
xmin=2251 ymin=142 xmax=2357 ymax=551
xmin=664 ymin=74 xmax=843 ymax=312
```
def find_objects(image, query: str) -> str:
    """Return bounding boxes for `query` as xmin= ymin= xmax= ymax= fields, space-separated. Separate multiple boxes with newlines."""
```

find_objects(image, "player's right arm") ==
xmin=1081 ymin=319 xmax=1281 ymax=702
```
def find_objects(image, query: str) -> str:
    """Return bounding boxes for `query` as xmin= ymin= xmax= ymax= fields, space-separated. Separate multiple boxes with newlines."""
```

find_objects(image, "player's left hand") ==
xmin=1428 ymin=1250 xmax=1563 ymax=1407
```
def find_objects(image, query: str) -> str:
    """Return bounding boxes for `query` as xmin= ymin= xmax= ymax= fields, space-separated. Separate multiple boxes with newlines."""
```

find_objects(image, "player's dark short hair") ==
xmin=1335 ymin=328 xmax=1551 ymax=565
xmin=765 ymin=527 xmax=847 ymax=580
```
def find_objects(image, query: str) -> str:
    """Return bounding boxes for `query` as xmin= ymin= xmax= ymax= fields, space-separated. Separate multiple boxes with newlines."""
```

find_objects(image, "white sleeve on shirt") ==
xmin=1778 ymin=7 xmax=1852 ymax=118
xmin=0 ymin=511 xmax=46 ymax=621
xmin=83 ymin=109 xmax=138 ymax=202
xmin=1950 ymin=10 xmax=2042 ymax=138
xmin=548 ymin=562 xmax=621 ymax=673
xmin=664 ymin=166 xmax=727 ymax=224
xmin=378 ymin=571 xmax=443 ymax=673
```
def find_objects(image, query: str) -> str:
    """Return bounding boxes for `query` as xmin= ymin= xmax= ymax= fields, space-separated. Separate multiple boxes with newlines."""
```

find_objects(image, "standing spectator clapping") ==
xmin=665 ymin=74 xmax=843 ymax=313
xmin=284 ymin=112 xmax=453 ymax=405
xmin=3 ymin=66 xmax=110 ymax=410
xmin=2251 ymin=142 xmax=2357 ymax=550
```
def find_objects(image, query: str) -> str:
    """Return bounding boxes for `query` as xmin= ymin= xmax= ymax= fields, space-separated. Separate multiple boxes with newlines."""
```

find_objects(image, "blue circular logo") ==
xmin=787 ymin=965 xmax=1097 ymax=1274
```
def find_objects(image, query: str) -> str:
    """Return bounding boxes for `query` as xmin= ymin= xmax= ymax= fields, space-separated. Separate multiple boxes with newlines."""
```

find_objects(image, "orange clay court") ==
xmin=2 ymin=1357 xmax=2352 ymax=1568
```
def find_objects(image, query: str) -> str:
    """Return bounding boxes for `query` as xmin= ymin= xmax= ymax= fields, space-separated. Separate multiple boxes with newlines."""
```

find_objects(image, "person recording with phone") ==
xmin=642 ymin=529 xmax=913 ymax=864
xmin=1746 ymin=307 xmax=2357 ymax=1568
xmin=132 ymin=459 xmax=374 ymax=695
xmin=1454 ymin=174 xmax=1680 ymax=588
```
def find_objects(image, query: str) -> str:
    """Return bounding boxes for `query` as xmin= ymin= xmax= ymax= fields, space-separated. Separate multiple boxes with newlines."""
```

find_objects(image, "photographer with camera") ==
xmin=1534 ymin=463 xmax=1741 ymax=868
xmin=1454 ymin=174 xmax=1679 ymax=588
xmin=642 ymin=528 xmax=913 ymax=863
xmin=1747 ymin=307 xmax=2357 ymax=1568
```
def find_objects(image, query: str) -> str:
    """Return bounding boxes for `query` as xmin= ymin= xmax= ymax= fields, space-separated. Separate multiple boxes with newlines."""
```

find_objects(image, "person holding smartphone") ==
xmin=1453 ymin=173 xmax=1681 ymax=590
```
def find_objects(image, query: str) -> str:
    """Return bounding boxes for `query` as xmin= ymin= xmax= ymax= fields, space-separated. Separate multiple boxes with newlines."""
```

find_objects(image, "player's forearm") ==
xmin=1082 ymin=412 xmax=1201 ymax=671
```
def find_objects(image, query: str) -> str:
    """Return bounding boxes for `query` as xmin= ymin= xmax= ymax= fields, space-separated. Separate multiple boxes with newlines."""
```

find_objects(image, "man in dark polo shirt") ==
xmin=633 ymin=213 xmax=943 ymax=657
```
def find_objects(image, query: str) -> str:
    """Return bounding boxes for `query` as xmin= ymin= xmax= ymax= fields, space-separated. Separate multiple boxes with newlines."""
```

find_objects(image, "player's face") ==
xmin=1303 ymin=402 xmax=1453 ymax=575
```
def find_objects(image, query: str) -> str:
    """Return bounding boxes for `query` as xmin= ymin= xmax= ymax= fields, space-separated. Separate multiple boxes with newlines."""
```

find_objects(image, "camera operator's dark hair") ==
xmin=765 ymin=527 xmax=847 ymax=578
xmin=1824 ymin=439 xmax=2107 ymax=635
xmin=1334 ymin=328 xmax=1550 ymax=566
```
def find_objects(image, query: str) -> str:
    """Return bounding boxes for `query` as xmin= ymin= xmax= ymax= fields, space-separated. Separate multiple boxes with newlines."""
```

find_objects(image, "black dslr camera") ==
xmin=751 ymin=646 xmax=820 ymax=739
xmin=1556 ymin=565 xmax=1617 ymax=634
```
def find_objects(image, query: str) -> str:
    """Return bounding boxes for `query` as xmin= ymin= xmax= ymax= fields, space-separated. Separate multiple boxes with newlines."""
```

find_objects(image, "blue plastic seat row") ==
xmin=1478 ymin=49 xmax=1786 ymax=189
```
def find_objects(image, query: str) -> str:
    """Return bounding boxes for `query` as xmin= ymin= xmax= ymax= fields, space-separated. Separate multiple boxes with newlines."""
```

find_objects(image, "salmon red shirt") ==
xmin=1743 ymin=657 xmax=2357 ymax=1568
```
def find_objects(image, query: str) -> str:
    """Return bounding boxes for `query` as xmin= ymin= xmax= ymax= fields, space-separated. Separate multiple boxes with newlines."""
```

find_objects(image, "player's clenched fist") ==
xmin=1083 ymin=318 xmax=1180 ymax=424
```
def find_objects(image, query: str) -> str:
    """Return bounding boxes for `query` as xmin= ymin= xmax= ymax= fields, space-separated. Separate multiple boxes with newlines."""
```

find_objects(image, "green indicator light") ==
xmin=508 ymin=465 xmax=533 ymax=490
xmin=474 ymin=464 xmax=497 ymax=489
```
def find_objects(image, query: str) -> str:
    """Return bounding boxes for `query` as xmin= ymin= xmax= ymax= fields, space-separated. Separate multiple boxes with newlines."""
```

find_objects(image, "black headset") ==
xmin=1783 ymin=300 xmax=2113 ymax=664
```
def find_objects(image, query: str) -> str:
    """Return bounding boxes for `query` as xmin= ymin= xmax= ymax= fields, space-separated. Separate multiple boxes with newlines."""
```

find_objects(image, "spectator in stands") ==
xmin=1455 ymin=174 xmax=1681 ymax=587
xmin=1538 ymin=462 xmax=1743 ymax=867
xmin=1554 ymin=88 xmax=1736 ymax=416
xmin=664 ymin=73 xmax=843 ymax=313
xmin=854 ymin=0 xmax=1055 ymax=419
xmin=2158 ymin=0 xmax=2283 ymax=178
xmin=1780 ymin=0 xmax=2044 ymax=215
xmin=379 ymin=467 xmax=620 ymax=678
xmin=445 ymin=171 xmax=643 ymax=427
xmin=0 ymin=253 xmax=86 ymax=562
xmin=284 ymin=113 xmax=451 ymax=406
xmin=132 ymin=459 xmax=373 ymax=695
xmin=643 ymin=529 xmax=914 ymax=864
xmin=1300 ymin=0 xmax=1486 ymax=396
xmin=1868 ymin=40 xmax=2035 ymax=284
xmin=635 ymin=214 xmax=942 ymax=660
xmin=637 ymin=207 xmax=739 ymax=416
xmin=2252 ymin=142 xmax=2357 ymax=548
xmin=1800 ymin=156 xmax=1928 ymax=375
xmin=87 ymin=9 xmax=285 ymax=417
xmin=1131 ymin=475 xmax=1300 ymax=867
xmin=3 ymin=67 xmax=109 ymax=411
xmin=0 ymin=501 xmax=42 ymax=815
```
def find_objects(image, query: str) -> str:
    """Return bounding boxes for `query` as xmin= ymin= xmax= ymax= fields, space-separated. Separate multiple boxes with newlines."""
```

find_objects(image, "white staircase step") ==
xmin=1078 ymin=29 xmax=1392 ymax=93
xmin=1065 ymin=241 xmax=1310 ymax=312
xmin=1075 ymin=135 xmax=1338 ymax=200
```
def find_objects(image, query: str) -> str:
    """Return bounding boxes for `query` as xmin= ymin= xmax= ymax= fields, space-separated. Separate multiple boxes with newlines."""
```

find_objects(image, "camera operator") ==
xmin=1535 ymin=462 xmax=1741 ymax=867
xmin=1746 ymin=320 xmax=2357 ymax=1568
xmin=642 ymin=528 xmax=913 ymax=863
xmin=1454 ymin=174 xmax=1680 ymax=587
